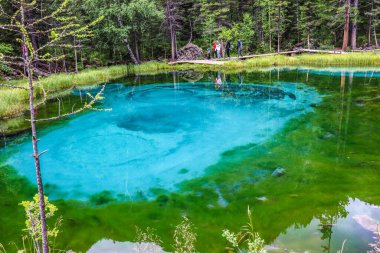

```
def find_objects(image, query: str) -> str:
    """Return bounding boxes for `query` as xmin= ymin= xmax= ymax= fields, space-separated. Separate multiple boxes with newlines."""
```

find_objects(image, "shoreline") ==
xmin=1 ymin=52 xmax=380 ymax=122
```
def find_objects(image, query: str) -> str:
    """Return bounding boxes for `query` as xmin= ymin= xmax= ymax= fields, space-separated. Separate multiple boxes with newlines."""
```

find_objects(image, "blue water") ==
xmin=4 ymin=82 xmax=321 ymax=200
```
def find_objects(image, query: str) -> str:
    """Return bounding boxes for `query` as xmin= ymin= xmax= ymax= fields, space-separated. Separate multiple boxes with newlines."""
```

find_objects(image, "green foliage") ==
xmin=83 ymin=0 xmax=163 ymax=61
xmin=88 ymin=191 xmax=116 ymax=205
xmin=0 ymin=43 xmax=12 ymax=55
xmin=222 ymin=206 xmax=266 ymax=253
xmin=19 ymin=194 xmax=62 ymax=252
xmin=220 ymin=13 xmax=254 ymax=53
xmin=0 ymin=64 xmax=12 ymax=74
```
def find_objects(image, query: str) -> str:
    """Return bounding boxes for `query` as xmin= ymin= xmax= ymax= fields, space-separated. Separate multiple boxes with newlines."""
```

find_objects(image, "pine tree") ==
xmin=342 ymin=0 xmax=351 ymax=51
xmin=273 ymin=0 xmax=289 ymax=52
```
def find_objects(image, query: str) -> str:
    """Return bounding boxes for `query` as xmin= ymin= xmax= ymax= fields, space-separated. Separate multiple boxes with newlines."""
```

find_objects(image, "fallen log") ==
xmin=169 ymin=60 xmax=224 ymax=65
xmin=229 ymin=50 xmax=300 ymax=60
xmin=298 ymin=48 xmax=347 ymax=54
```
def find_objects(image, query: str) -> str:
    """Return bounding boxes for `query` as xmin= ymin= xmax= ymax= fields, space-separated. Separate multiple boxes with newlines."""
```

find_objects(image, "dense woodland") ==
xmin=1 ymin=0 xmax=380 ymax=75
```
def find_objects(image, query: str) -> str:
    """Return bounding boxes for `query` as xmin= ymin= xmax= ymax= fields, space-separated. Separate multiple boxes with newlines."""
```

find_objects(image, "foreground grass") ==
xmin=1 ymin=52 xmax=380 ymax=120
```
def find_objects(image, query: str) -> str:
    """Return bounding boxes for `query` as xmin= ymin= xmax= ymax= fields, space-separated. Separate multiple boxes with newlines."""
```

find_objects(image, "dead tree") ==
xmin=0 ymin=1 xmax=103 ymax=252
xmin=164 ymin=0 xmax=182 ymax=61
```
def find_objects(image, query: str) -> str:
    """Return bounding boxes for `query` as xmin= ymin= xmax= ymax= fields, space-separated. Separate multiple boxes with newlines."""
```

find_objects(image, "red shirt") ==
xmin=213 ymin=42 xmax=217 ymax=50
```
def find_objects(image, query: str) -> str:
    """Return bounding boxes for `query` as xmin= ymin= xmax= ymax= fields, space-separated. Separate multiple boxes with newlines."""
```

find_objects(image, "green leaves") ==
xmin=222 ymin=206 xmax=266 ymax=253
xmin=0 ymin=43 xmax=12 ymax=55
xmin=19 ymin=194 xmax=62 ymax=244
xmin=220 ymin=13 xmax=254 ymax=52
xmin=50 ymin=30 xmax=58 ymax=39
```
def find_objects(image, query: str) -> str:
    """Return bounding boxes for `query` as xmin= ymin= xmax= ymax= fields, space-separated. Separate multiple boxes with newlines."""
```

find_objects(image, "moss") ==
xmin=88 ymin=191 xmax=116 ymax=206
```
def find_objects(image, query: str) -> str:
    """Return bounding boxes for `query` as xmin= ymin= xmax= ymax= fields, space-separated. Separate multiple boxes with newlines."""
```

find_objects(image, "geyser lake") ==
xmin=0 ymin=69 xmax=379 ymax=253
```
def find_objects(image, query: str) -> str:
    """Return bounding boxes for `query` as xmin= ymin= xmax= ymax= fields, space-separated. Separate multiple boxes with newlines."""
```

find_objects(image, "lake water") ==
xmin=0 ymin=69 xmax=379 ymax=252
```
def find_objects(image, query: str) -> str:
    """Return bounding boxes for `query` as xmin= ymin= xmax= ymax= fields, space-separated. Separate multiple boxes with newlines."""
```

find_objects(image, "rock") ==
xmin=323 ymin=133 xmax=335 ymax=139
xmin=215 ymin=188 xmax=228 ymax=208
xmin=272 ymin=167 xmax=286 ymax=177
xmin=176 ymin=43 xmax=203 ymax=61
xmin=257 ymin=196 xmax=268 ymax=201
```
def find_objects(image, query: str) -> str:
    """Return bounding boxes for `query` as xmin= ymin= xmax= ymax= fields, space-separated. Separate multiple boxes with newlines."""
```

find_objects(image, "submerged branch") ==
xmin=31 ymin=85 xmax=110 ymax=122
xmin=0 ymin=84 xmax=28 ymax=90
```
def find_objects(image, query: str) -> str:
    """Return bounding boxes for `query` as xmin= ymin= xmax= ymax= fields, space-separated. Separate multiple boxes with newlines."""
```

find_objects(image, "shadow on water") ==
xmin=0 ymin=68 xmax=380 ymax=252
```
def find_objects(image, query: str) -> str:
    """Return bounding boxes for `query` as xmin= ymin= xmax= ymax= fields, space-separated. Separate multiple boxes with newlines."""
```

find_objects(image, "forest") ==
xmin=1 ymin=0 xmax=380 ymax=77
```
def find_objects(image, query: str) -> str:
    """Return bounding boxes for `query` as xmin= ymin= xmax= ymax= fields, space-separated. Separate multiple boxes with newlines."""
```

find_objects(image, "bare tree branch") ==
xmin=0 ymin=83 xmax=28 ymax=90
xmin=31 ymin=85 xmax=110 ymax=122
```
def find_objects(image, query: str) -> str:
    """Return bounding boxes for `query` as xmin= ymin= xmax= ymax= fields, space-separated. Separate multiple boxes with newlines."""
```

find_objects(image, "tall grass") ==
xmin=240 ymin=52 xmax=380 ymax=67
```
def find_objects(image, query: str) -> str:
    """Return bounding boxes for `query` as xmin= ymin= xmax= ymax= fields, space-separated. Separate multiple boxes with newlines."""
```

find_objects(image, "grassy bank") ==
xmin=223 ymin=51 xmax=380 ymax=68
xmin=1 ymin=52 xmax=380 ymax=121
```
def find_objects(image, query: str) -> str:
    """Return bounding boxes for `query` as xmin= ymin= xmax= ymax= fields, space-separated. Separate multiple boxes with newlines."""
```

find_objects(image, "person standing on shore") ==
xmin=237 ymin=39 xmax=243 ymax=58
xmin=226 ymin=40 xmax=231 ymax=58
xmin=213 ymin=41 xmax=217 ymax=59
xmin=216 ymin=42 xmax=221 ymax=59
xmin=207 ymin=47 xmax=211 ymax=59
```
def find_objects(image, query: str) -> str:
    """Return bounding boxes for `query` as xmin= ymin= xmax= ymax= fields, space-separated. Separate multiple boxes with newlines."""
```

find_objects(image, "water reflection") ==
xmin=87 ymin=239 xmax=166 ymax=253
xmin=0 ymin=69 xmax=380 ymax=253
xmin=271 ymin=199 xmax=380 ymax=253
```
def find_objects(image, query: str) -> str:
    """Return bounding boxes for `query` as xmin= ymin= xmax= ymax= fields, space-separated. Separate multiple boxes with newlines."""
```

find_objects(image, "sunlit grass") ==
xmin=240 ymin=52 xmax=380 ymax=67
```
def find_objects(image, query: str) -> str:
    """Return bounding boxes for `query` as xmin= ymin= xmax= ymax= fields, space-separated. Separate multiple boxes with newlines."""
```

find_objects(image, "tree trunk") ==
xmin=374 ymin=27 xmax=379 ymax=48
xmin=20 ymin=5 xmax=49 ymax=253
xmin=188 ymin=20 xmax=193 ymax=44
xmin=124 ymin=38 xmax=140 ymax=64
xmin=368 ymin=18 xmax=372 ymax=46
xmin=351 ymin=0 xmax=358 ymax=49
xmin=74 ymin=37 xmax=78 ymax=73
xmin=296 ymin=0 xmax=300 ymax=43
xmin=277 ymin=4 xmax=281 ymax=53
xmin=27 ymin=60 xmax=49 ymax=253
xmin=269 ymin=5 xmax=272 ymax=52
xmin=165 ymin=0 xmax=177 ymax=61
xmin=342 ymin=0 xmax=350 ymax=51
xmin=115 ymin=6 xmax=139 ymax=65
xmin=170 ymin=28 xmax=177 ymax=61
xmin=134 ymin=33 xmax=140 ymax=63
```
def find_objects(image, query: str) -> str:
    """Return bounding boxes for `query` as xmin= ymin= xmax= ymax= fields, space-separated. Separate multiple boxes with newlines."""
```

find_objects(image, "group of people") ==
xmin=207 ymin=39 xmax=243 ymax=59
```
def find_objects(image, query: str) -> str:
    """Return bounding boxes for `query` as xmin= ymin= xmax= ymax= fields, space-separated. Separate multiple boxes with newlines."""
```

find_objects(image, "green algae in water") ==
xmin=0 ymin=69 xmax=380 ymax=253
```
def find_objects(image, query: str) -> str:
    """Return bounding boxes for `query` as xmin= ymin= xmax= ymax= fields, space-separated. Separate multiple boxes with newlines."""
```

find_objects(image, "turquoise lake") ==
xmin=0 ymin=68 xmax=379 ymax=252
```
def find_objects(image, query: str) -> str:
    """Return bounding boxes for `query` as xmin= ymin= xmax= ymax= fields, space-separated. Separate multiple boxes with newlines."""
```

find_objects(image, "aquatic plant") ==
xmin=173 ymin=217 xmax=197 ymax=253
xmin=222 ymin=207 xmax=266 ymax=253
